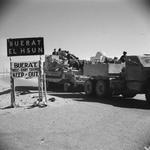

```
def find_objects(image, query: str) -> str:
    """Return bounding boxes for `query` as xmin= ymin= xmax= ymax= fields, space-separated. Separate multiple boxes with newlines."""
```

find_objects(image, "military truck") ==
xmin=84 ymin=55 xmax=150 ymax=103
xmin=44 ymin=55 xmax=88 ymax=92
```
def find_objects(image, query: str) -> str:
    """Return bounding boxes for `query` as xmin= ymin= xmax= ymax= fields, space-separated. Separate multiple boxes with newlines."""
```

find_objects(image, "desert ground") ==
xmin=0 ymin=74 xmax=150 ymax=150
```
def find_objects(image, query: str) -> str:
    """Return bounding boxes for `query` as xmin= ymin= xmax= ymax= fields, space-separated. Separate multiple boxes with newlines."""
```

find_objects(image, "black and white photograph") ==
xmin=0 ymin=0 xmax=150 ymax=149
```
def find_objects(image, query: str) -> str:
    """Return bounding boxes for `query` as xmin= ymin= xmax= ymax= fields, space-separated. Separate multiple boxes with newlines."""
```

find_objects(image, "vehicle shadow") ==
xmin=0 ymin=86 xmax=38 ymax=96
xmin=98 ymin=96 xmax=150 ymax=110
xmin=49 ymin=92 xmax=150 ymax=110
xmin=15 ymin=86 xmax=38 ymax=95
xmin=48 ymin=92 xmax=87 ymax=99
xmin=5 ymin=86 xmax=149 ymax=110
xmin=0 ymin=89 xmax=11 ymax=95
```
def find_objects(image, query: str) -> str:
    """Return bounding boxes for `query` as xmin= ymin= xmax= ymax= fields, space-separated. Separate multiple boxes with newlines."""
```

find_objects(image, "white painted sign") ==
xmin=12 ymin=61 xmax=40 ymax=78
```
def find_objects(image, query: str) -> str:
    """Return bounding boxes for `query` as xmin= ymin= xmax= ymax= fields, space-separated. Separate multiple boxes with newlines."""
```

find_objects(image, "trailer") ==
xmin=84 ymin=55 xmax=150 ymax=103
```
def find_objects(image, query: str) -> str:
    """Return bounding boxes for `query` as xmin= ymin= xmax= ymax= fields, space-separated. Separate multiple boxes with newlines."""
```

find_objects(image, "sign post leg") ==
xmin=43 ymin=73 xmax=47 ymax=103
xmin=10 ymin=58 xmax=16 ymax=108
xmin=38 ymin=57 xmax=44 ymax=103
xmin=38 ymin=75 xmax=41 ymax=103
xmin=38 ymin=61 xmax=42 ymax=102
xmin=10 ymin=76 xmax=16 ymax=107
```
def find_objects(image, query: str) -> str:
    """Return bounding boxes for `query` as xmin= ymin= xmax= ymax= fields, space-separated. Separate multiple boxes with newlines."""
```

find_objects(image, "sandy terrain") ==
xmin=0 ymin=75 xmax=150 ymax=150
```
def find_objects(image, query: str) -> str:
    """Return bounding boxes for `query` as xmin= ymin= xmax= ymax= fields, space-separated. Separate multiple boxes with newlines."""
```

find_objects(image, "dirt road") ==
xmin=0 ymin=90 xmax=150 ymax=150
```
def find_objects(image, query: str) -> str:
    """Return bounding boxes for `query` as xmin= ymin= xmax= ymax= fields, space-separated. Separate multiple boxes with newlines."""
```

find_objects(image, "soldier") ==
xmin=52 ymin=48 xmax=58 ymax=55
xmin=119 ymin=51 xmax=127 ymax=63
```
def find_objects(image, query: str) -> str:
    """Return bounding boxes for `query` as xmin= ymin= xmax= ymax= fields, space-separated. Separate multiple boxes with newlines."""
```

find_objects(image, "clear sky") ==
xmin=0 ymin=0 xmax=150 ymax=71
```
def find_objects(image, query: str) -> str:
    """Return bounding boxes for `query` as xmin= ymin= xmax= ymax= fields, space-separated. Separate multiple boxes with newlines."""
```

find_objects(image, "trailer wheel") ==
xmin=84 ymin=79 xmax=94 ymax=96
xmin=63 ymin=82 xmax=71 ymax=92
xmin=46 ymin=81 xmax=56 ymax=91
xmin=95 ymin=80 xmax=107 ymax=98
xmin=145 ymin=90 xmax=150 ymax=104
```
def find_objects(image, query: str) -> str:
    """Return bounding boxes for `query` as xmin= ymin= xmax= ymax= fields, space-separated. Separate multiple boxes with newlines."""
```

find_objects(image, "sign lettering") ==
xmin=12 ymin=61 xmax=40 ymax=78
xmin=7 ymin=37 xmax=44 ymax=56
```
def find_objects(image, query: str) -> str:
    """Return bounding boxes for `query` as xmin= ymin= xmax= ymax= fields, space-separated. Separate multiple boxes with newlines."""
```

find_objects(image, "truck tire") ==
xmin=95 ymin=80 xmax=107 ymax=98
xmin=84 ymin=79 xmax=94 ymax=96
xmin=145 ymin=90 xmax=150 ymax=104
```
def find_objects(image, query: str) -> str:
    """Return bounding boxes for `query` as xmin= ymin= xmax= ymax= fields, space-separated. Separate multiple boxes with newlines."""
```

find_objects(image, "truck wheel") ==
xmin=84 ymin=79 xmax=94 ymax=96
xmin=145 ymin=90 xmax=150 ymax=104
xmin=95 ymin=80 xmax=107 ymax=98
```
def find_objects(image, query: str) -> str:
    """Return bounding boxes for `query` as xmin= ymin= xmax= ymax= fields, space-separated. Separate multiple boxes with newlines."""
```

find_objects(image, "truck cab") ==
xmin=124 ymin=55 xmax=150 ymax=100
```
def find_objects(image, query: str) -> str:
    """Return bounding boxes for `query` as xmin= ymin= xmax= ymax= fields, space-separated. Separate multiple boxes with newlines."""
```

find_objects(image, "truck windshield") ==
xmin=139 ymin=56 xmax=150 ymax=67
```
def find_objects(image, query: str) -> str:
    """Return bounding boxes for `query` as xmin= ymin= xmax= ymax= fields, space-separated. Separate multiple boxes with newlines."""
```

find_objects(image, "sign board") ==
xmin=12 ymin=61 xmax=40 ymax=78
xmin=7 ymin=37 xmax=44 ymax=56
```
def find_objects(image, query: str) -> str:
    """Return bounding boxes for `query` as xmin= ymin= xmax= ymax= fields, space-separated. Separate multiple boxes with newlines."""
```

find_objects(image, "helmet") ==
xmin=123 ymin=51 xmax=127 ymax=55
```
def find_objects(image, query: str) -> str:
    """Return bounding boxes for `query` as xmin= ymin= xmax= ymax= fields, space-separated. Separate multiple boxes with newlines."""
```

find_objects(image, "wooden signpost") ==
xmin=7 ymin=37 xmax=46 ymax=108
xmin=10 ymin=57 xmax=16 ymax=107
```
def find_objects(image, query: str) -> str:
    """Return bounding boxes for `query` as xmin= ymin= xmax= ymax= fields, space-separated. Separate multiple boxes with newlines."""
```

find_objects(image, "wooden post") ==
xmin=38 ymin=58 xmax=43 ymax=102
xmin=43 ymin=73 xmax=47 ymax=103
xmin=10 ymin=58 xmax=16 ymax=108
xmin=38 ymin=75 xmax=41 ymax=102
